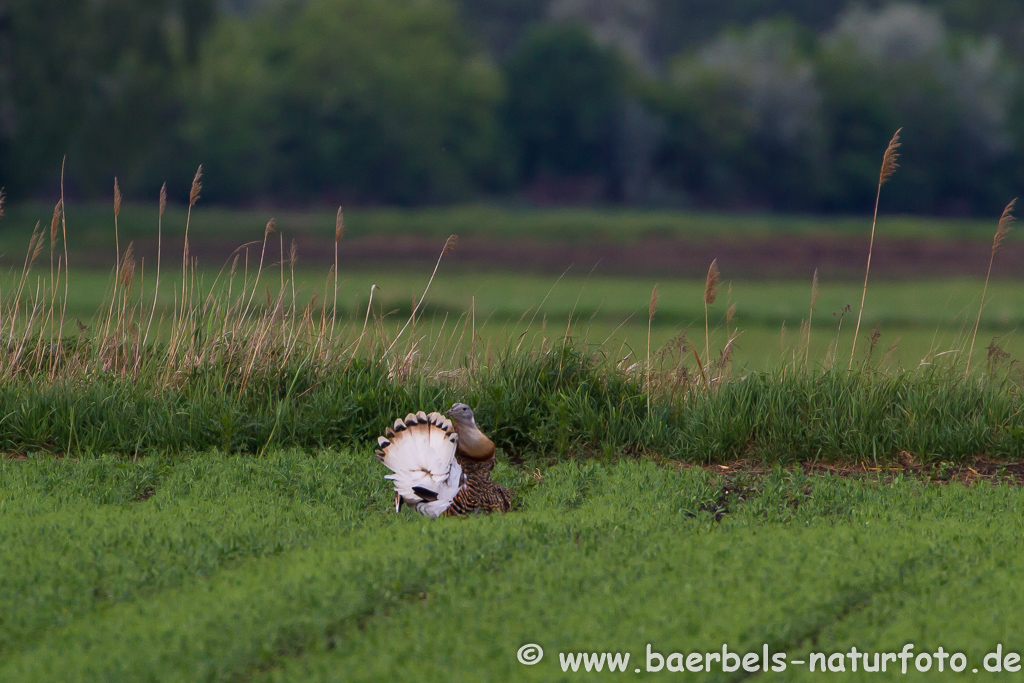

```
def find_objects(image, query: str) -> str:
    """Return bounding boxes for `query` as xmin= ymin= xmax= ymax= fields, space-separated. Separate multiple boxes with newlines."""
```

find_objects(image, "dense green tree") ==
xmin=0 ymin=0 xmax=215 ymax=198
xmin=187 ymin=0 xmax=507 ymax=204
xmin=502 ymin=22 xmax=628 ymax=199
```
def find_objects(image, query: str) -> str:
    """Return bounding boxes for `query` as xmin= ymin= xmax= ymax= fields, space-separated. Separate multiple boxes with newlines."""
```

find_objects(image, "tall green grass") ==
xmin=1 ymin=348 xmax=1021 ymax=462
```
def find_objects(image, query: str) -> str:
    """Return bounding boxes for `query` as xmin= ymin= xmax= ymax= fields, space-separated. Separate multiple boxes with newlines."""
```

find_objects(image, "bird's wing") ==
xmin=375 ymin=411 xmax=462 ymax=518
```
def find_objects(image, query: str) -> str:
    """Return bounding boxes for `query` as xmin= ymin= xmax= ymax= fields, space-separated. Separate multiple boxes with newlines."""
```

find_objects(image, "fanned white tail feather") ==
xmin=375 ymin=411 xmax=462 ymax=518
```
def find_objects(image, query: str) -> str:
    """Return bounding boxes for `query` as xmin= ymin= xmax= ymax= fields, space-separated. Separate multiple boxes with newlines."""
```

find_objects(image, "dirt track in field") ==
xmin=71 ymin=233 xmax=1024 ymax=279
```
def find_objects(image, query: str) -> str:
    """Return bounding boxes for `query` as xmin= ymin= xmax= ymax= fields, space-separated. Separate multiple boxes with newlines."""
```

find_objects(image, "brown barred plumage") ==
xmin=442 ymin=455 xmax=512 ymax=516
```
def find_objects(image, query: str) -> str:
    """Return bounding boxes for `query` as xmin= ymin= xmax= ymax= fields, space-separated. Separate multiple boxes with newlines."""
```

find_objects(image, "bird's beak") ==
xmin=445 ymin=408 xmax=454 ymax=417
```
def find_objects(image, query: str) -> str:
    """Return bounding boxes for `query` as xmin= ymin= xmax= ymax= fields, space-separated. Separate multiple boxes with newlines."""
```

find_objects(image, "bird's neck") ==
xmin=456 ymin=422 xmax=495 ymax=460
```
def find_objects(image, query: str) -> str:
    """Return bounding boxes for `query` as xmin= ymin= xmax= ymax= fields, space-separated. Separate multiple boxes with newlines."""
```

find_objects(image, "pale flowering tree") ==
xmin=826 ymin=2 xmax=1015 ymax=160
xmin=654 ymin=22 xmax=826 ymax=208
xmin=547 ymin=0 xmax=658 ymax=75
xmin=687 ymin=22 xmax=822 ymax=149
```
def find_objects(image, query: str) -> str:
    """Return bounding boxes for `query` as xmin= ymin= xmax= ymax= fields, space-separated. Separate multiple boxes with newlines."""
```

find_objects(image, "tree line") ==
xmin=2 ymin=0 xmax=1023 ymax=214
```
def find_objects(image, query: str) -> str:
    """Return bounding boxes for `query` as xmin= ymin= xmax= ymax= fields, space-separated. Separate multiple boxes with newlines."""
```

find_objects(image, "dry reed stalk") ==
xmin=241 ymin=219 xmax=275 ymax=326
xmin=516 ymin=266 xmax=570 ymax=353
xmin=385 ymin=235 xmax=457 ymax=357
xmin=47 ymin=201 xmax=62 ymax=341
xmin=143 ymin=184 xmax=167 ymax=347
xmin=805 ymin=268 xmax=818 ymax=369
xmin=182 ymin=165 xmax=202 ymax=312
xmin=850 ymin=128 xmax=901 ymax=370
xmin=966 ymin=198 xmax=1016 ymax=375
xmin=703 ymin=259 xmax=719 ymax=370
xmin=113 ymin=178 xmax=122 ymax=290
xmin=691 ymin=344 xmax=710 ymax=390
xmin=647 ymin=283 xmax=659 ymax=411
xmin=345 ymin=284 xmax=378 ymax=370
xmin=286 ymin=239 xmax=298 ymax=334
xmin=57 ymin=157 xmax=70 ymax=343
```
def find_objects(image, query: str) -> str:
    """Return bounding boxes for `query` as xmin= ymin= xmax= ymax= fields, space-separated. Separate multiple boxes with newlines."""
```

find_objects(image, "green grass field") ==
xmin=1 ymin=451 xmax=1022 ymax=681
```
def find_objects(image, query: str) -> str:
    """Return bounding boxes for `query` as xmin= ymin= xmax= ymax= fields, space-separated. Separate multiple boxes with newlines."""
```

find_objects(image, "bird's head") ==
xmin=446 ymin=402 xmax=476 ymax=428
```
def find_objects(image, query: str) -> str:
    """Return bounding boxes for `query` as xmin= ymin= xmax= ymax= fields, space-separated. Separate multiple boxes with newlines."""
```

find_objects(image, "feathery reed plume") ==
xmin=49 ymin=200 xmax=62 ymax=251
xmin=850 ymin=128 xmax=901 ymax=370
xmin=704 ymin=259 xmax=720 ymax=305
xmin=967 ymin=198 xmax=1016 ymax=375
xmin=0 ymin=188 xmax=5 ymax=219
xmin=114 ymin=177 xmax=122 ymax=217
xmin=48 ymin=201 xmax=62 ymax=308
xmin=120 ymin=242 xmax=136 ymax=291
xmin=331 ymin=207 xmax=343 ymax=339
xmin=189 ymin=165 xmax=202 ymax=207
xmin=647 ymin=283 xmax=659 ymax=412
xmin=386 ymin=235 xmax=457 ymax=356
xmin=23 ymin=222 xmax=41 ymax=275
xmin=703 ymin=258 xmax=719 ymax=368
xmin=805 ymin=268 xmax=818 ymax=368
xmin=159 ymin=182 xmax=167 ymax=219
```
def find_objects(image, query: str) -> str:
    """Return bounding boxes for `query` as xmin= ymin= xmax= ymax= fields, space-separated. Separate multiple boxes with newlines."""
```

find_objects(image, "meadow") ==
xmin=1 ymin=452 xmax=1023 ymax=681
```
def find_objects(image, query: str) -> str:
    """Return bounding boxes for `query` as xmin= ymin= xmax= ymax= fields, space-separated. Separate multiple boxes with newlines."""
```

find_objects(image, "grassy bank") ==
xmin=2 ymin=347 xmax=1022 ymax=463
xmin=1 ymin=452 xmax=1022 ymax=681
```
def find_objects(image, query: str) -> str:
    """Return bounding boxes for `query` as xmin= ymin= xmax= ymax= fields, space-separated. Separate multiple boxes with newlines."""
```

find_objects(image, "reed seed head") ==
xmin=993 ymin=198 xmax=1016 ymax=253
xmin=443 ymin=234 xmax=458 ymax=256
xmin=879 ymin=128 xmax=901 ymax=186
xmin=114 ymin=177 xmax=122 ymax=218
xmin=159 ymin=183 xmax=167 ymax=220
xmin=0 ymin=188 xmax=5 ymax=219
xmin=189 ymin=165 xmax=203 ymax=207
xmin=289 ymin=239 xmax=297 ymax=267
xmin=120 ymin=243 xmax=136 ymax=290
xmin=704 ymin=259 xmax=720 ymax=306
xmin=30 ymin=222 xmax=45 ymax=263
xmin=648 ymin=284 xmax=659 ymax=321
xmin=726 ymin=302 xmax=736 ymax=327
xmin=265 ymin=218 xmax=276 ymax=239
xmin=50 ymin=200 xmax=62 ymax=248
xmin=335 ymin=206 xmax=345 ymax=243
xmin=810 ymin=268 xmax=819 ymax=309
